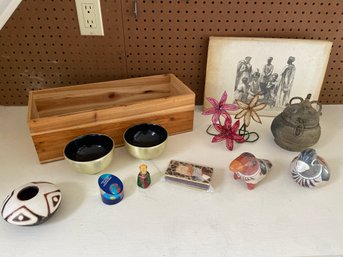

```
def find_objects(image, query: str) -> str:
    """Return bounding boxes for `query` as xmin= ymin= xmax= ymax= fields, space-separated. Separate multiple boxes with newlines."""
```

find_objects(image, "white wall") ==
xmin=0 ymin=0 xmax=22 ymax=30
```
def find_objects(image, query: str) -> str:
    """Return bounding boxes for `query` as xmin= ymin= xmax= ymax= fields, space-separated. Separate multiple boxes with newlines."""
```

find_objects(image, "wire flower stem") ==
xmin=238 ymin=124 xmax=259 ymax=143
xmin=206 ymin=124 xmax=216 ymax=136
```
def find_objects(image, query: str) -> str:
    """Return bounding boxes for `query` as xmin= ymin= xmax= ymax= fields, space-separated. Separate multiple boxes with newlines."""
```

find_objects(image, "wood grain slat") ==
xmin=28 ymin=74 xmax=195 ymax=163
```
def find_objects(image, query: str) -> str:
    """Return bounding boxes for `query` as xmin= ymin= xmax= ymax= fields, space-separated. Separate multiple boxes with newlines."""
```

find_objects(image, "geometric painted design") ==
xmin=291 ymin=167 xmax=321 ymax=188
xmin=5 ymin=206 xmax=42 ymax=226
xmin=1 ymin=182 xmax=62 ymax=226
xmin=1 ymin=190 xmax=14 ymax=217
xmin=44 ymin=190 xmax=62 ymax=214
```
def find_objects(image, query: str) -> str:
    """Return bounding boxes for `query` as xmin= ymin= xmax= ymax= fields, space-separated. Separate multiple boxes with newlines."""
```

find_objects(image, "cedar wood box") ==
xmin=28 ymin=74 xmax=195 ymax=163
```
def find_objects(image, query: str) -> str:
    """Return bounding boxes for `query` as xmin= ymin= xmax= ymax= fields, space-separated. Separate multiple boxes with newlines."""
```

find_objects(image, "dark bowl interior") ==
xmin=64 ymin=134 xmax=113 ymax=162
xmin=124 ymin=124 xmax=168 ymax=148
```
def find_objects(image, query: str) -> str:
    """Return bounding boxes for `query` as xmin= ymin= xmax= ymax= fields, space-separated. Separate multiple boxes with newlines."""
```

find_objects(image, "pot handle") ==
xmin=310 ymin=100 xmax=322 ymax=115
xmin=289 ymin=96 xmax=303 ymax=105
xmin=294 ymin=119 xmax=304 ymax=137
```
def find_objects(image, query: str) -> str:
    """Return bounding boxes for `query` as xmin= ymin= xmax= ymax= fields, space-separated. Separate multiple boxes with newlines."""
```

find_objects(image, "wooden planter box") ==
xmin=28 ymin=74 xmax=195 ymax=163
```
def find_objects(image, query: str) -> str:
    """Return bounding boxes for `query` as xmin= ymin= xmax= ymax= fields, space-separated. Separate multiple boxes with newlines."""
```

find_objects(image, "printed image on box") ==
xmin=164 ymin=160 xmax=214 ymax=190
xmin=98 ymin=174 xmax=124 ymax=205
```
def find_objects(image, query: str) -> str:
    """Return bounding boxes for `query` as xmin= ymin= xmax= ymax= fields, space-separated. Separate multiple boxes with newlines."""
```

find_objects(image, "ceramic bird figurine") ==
xmin=229 ymin=152 xmax=272 ymax=190
xmin=290 ymin=148 xmax=330 ymax=188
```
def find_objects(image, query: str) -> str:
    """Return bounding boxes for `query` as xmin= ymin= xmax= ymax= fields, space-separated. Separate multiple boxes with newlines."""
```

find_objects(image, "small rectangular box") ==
xmin=164 ymin=160 xmax=214 ymax=190
xmin=28 ymin=74 xmax=195 ymax=163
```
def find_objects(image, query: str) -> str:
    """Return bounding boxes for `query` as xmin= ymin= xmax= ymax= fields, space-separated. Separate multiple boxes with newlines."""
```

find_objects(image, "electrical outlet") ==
xmin=75 ymin=0 xmax=104 ymax=36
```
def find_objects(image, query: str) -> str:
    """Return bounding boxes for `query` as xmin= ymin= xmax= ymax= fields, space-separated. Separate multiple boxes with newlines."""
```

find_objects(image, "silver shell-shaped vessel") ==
xmin=290 ymin=148 xmax=330 ymax=188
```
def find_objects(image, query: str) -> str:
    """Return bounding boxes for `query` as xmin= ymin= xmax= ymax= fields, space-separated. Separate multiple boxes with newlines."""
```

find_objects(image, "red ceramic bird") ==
xmin=229 ymin=152 xmax=272 ymax=190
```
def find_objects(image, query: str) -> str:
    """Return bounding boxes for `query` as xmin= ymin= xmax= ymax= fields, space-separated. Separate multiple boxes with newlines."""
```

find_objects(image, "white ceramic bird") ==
xmin=290 ymin=148 xmax=330 ymax=188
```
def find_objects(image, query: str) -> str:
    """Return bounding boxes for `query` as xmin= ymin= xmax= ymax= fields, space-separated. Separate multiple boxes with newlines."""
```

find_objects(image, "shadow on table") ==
xmin=122 ymin=176 xmax=136 ymax=200
xmin=208 ymin=167 xmax=225 ymax=191
xmin=49 ymin=182 xmax=85 ymax=223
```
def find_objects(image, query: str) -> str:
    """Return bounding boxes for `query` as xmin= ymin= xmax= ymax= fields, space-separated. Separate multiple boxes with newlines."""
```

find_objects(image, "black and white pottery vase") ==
xmin=1 ymin=182 xmax=62 ymax=226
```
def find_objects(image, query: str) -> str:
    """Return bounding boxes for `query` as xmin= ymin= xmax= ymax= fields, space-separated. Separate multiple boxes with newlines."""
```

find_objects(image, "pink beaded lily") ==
xmin=202 ymin=91 xmax=239 ymax=123
xmin=212 ymin=118 xmax=245 ymax=151
xmin=203 ymin=91 xmax=244 ymax=151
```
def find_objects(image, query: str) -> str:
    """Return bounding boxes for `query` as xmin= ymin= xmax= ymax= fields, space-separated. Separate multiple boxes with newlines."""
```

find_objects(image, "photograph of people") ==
xmin=278 ymin=56 xmax=296 ymax=106
xmin=233 ymin=55 xmax=296 ymax=109
xmin=235 ymin=56 xmax=252 ymax=90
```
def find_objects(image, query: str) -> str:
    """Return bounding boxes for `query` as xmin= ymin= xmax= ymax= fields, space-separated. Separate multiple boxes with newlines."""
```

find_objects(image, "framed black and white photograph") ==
xmin=204 ymin=37 xmax=332 ymax=116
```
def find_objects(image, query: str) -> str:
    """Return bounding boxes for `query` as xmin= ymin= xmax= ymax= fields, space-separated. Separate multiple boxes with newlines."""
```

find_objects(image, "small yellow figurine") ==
xmin=137 ymin=164 xmax=151 ymax=189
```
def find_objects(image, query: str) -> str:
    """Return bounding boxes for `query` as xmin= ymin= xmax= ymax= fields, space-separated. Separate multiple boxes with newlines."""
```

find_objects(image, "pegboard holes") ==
xmin=1 ymin=0 xmax=343 ymax=105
